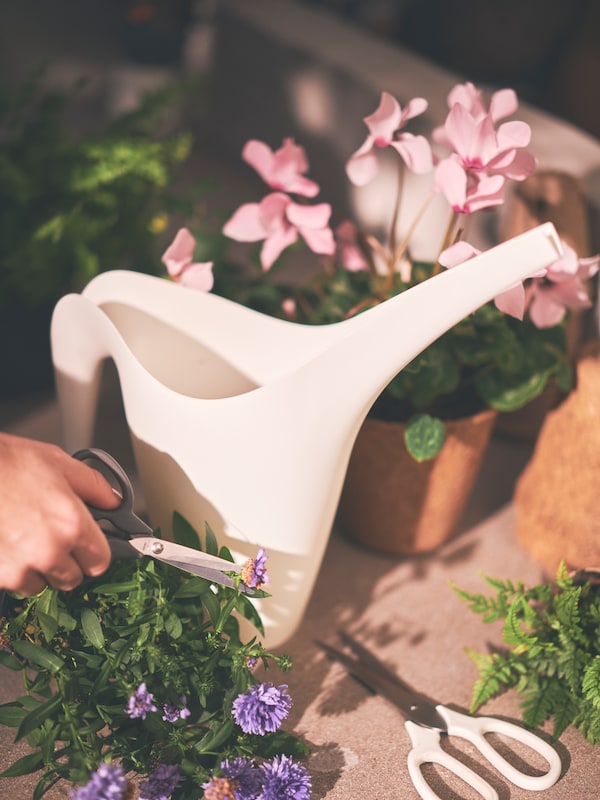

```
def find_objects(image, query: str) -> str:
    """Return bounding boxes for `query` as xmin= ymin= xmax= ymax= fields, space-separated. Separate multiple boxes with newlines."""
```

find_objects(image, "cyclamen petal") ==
xmin=161 ymin=227 xmax=196 ymax=277
xmin=179 ymin=262 xmax=214 ymax=292
xmin=389 ymin=133 xmax=433 ymax=174
xmin=261 ymin=225 xmax=299 ymax=270
xmin=494 ymin=282 xmax=526 ymax=320
xmin=345 ymin=147 xmax=380 ymax=186
xmin=243 ymin=138 xmax=319 ymax=197
xmin=363 ymin=91 xmax=403 ymax=142
xmin=223 ymin=203 xmax=270 ymax=241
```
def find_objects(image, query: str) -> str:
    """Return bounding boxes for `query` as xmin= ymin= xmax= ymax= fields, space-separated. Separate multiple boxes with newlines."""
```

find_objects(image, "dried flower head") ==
xmin=202 ymin=757 xmax=262 ymax=800
xmin=241 ymin=548 xmax=269 ymax=590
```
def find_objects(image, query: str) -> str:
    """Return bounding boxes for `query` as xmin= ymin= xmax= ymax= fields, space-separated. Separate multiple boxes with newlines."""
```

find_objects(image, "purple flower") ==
xmin=126 ymin=682 xmax=157 ymax=720
xmin=162 ymin=695 xmax=191 ymax=723
xmin=258 ymin=755 xmax=311 ymax=800
xmin=241 ymin=548 xmax=269 ymax=590
xmin=139 ymin=764 xmax=183 ymax=800
xmin=70 ymin=763 xmax=130 ymax=800
xmin=202 ymin=757 xmax=262 ymax=800
xmin=232 ymin=682 xmax=292 ymax=735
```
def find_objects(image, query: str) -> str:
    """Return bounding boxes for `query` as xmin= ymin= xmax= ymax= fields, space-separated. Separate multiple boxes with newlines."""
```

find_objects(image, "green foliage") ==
xmin=0 ymin=516 xmax=303 ymax=799
xmin=453 ymin=563 xmax=600 ymax=744
xmin=0 ymin=71 xmax=197 ymax=310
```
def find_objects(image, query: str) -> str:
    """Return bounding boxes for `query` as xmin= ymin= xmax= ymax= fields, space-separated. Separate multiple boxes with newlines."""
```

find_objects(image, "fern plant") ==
xmin=453 ymin=563 xmax=600 ymax=744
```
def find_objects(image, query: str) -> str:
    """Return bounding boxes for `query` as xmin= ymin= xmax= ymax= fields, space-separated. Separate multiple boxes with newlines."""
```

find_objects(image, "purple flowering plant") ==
xmin=166 ymin=81 xmax=598 ymax=461
xmin=0 ymin=513 xmax=309 ymax=799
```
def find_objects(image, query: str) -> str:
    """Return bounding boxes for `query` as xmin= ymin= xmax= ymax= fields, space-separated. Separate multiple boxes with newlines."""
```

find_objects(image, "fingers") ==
xmin=0 ymin=434 xmax=117 ymax=596
xmin=56 ymin=449 xmax=123 ymax=510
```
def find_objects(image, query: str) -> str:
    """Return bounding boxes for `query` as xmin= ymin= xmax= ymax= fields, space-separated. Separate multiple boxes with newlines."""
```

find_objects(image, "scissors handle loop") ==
xmin=72 ymin=448 xmax=151 ymax=537
xmin=437 ymin=706 xmax=562 ymax=791
xmin=405 ymin=721 xmax=498 ymax=800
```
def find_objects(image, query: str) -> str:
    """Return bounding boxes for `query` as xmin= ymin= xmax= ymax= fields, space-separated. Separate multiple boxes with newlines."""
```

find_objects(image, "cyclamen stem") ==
xmin=388 ymin=159 xmax=405 ymax=260
xmin=432 ymin=209 xmax=460 ymax=275
xmin=388 ymin=191 xmax=436 ymax=282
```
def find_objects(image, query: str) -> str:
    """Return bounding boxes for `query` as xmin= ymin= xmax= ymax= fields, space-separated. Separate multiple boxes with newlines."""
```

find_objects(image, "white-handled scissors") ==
xmin=73 ymin=448 xmax=258 ymax=596
xmin=317 ymin=631 xmax=562 ymax=800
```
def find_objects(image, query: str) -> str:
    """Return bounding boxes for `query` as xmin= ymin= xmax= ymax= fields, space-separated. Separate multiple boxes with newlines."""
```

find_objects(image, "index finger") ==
xmin=59 ymin=450 xmax=122 ymax=509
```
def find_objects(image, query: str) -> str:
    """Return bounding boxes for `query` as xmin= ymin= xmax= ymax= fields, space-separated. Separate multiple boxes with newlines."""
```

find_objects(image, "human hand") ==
xmin=0 ymin=433 xmax=121 ymax=596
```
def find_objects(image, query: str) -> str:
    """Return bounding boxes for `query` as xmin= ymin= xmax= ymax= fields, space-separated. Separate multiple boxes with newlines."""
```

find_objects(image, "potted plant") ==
xmin=161 ymin=81 xmax=598 ymax=556
xmin=0 ymin=71 xmax=198 ymax=397
xmin=454 ymin=563 xmax=600 ymax=745
xmin=0 ymin=516 xmax=311 ymax=800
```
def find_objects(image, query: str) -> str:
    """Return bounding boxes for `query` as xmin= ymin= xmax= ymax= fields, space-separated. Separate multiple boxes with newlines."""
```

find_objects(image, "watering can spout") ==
xmin=292 ymin=222 xmax=563 ymax=425
xmin=51 ymin=223 xmax=563 ymax=647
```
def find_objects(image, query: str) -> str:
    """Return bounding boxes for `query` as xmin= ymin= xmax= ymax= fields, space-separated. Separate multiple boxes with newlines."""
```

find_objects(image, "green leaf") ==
xmin=36 ymin=611 xmax=58 ymax=644
xmin=478 ymin=369 xmax=549 ymax=412
xmin=12 ymin=640 xmax=64 ymax=674
xmin=81 ymin=607 xmax=105 ymax=649
xmin=204 ymin=524 xmax=219 ymax=556
xmin=35 ymin=589 xmax=59 ymax=642
xmin=15 ymin=693 xmax=63 ymax=741
xmin=165 ymin=612 xmax=183 ymax=640
xmin=404 ymin=414 xmax=445 ymax=461
xmin=0 ymin=702 xmax=28 ymax=727
xmin=172 ymin=512 xmax=202 ymax=551
xmin=0 ymin=750 xmax=44 ymax=778
xmin=0 ymin=650 xmax=22 ymax=670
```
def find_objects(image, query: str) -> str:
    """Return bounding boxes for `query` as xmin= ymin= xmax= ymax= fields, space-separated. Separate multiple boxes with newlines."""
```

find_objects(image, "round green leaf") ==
xmin=404 ymin=414 xmax=446 ymax=462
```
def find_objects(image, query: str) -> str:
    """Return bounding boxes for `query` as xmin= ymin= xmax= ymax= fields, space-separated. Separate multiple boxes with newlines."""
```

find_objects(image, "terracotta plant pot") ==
xmin=337 ymin=409 xmax=498 ymax=556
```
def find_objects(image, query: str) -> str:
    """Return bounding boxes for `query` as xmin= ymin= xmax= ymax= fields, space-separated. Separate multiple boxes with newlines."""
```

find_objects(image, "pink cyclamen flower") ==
xmin=161 ymin=227 xmax=214 ymax=291
xmin=346 ymin=91 xmax=433 ymax=186
xmin=242 ymin=137 xmax=319 ymax=197
xmin=433 ymin=99 xmax=536 ymax=214
xmin=433 ymin=82 xmax=519 ymax=144
xmin=335 ymin=220 xmax=369 ymax=272
xmin=223 ymin=191 xmax=335 ymax=270
xmin=527 ymin=242 xmax=599 ymax=328
xmin=439 ymin=238 xmax=599 ymax=327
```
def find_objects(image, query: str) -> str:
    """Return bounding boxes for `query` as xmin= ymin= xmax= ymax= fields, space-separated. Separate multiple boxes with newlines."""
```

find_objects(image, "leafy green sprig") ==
xmin=0 ymin=514 xmax=306 ymax=799
xmin=453 ymin=563 xmax=600 ymax=744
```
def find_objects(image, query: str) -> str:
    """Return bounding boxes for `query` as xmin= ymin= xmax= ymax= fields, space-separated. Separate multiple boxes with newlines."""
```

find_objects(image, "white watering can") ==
xmin=51 ymin=223 xmax=561 ymax=647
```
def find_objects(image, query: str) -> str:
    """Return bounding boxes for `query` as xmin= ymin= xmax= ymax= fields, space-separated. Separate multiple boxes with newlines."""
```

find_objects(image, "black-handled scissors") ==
xmin=316 ymin=631 xmax=562 ymax=800
xmin=73 ymin=448 xmax=257 ymax=595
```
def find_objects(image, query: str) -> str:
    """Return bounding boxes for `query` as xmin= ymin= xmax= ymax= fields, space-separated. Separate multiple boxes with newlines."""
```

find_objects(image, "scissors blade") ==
xmin=316 ymin=636 xmax=447 ymax=731
xmin=125 ymin=537 xmax=257 ymax=595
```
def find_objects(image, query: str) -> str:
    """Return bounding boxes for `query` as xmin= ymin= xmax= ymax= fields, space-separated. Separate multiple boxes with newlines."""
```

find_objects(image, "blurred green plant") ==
xmin=0 ymin=71 xmax=204 ymax=394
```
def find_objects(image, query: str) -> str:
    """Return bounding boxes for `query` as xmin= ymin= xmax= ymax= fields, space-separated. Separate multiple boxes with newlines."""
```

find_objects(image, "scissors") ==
xmin=73 ymin=448 xmax=257 ymax=596
xmin=316 ymin=631 xmax=562 ymax=800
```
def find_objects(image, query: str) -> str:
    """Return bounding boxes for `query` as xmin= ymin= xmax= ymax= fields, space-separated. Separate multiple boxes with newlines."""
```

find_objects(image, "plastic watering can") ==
xmin=51 ymin=223 xmax=561 ymax=646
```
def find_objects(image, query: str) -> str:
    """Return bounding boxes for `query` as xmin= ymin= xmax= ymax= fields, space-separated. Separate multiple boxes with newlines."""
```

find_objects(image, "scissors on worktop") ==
xmin=316 ymin=631 xmax=562 ymax=800
xmin=73 ymin=448 xmax=257 ymax=596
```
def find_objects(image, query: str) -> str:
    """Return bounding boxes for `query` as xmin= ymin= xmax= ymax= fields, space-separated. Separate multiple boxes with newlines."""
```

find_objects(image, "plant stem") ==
xmin=386 ymin=192 xmax=435 ymax=289
xmin=431 ymin=210 xmax=460 ymax=276
xmin=388 ymin=160 xmax=405 ymax=263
